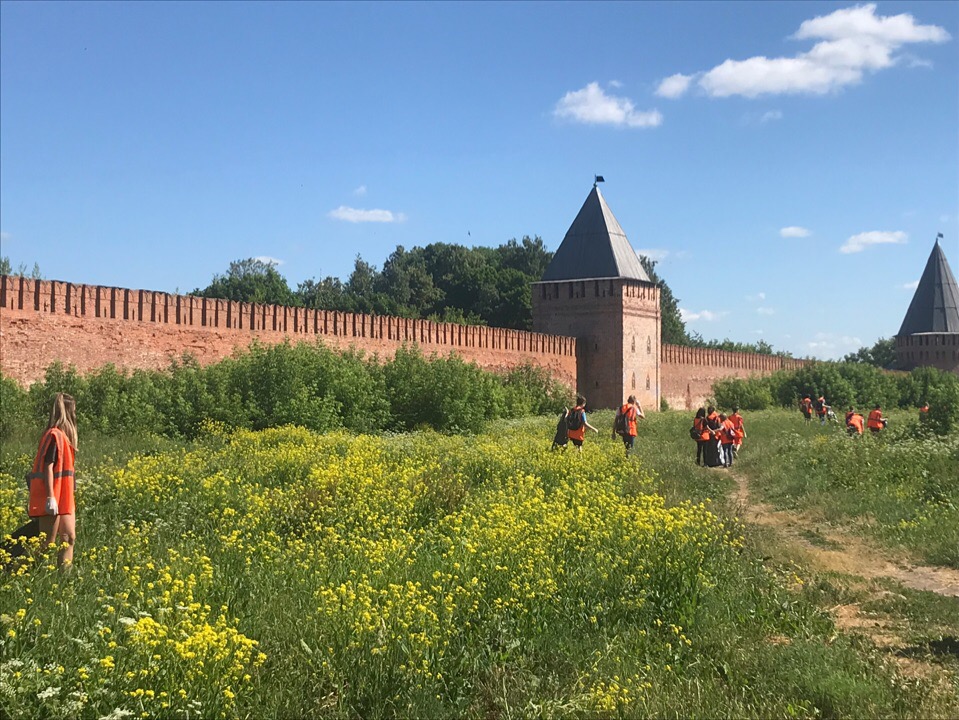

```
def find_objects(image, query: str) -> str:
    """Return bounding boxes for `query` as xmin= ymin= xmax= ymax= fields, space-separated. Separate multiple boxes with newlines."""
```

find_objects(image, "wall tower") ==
xmin=532 ymin=183 xmax=661 ymax=409
xmin=895 ymin=237 xmax=959 ymax=375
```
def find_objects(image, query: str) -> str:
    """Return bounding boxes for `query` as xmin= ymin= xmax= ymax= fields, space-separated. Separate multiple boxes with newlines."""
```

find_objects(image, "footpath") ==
xmin=728 ymin=467 xmax=959 ymax=685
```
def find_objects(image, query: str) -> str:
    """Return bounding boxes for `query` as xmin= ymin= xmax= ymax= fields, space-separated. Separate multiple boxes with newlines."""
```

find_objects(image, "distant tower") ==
xmin=895 ymin=237 xmax=959 ymax=375
xmin=532 ymin=183 xmax=661 ymax=409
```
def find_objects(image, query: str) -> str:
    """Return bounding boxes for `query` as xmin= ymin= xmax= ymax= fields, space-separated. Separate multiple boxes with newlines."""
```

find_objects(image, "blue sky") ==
xmin=1 ymin=1 xmax=956 ymax=359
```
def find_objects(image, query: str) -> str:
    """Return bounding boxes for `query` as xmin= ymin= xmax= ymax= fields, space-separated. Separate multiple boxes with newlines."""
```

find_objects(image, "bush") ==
xmin=713 ymin=377 xmax=774 ymax=410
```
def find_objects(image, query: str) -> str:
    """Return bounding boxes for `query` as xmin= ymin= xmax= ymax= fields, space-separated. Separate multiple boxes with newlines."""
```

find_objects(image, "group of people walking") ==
xmin=692 ymin=406 xmax=746 ymax=468
xmin=552 ymin=394 xmax=645 ymax=456
xmin=799 ymin=394 xmax=889 ymax=436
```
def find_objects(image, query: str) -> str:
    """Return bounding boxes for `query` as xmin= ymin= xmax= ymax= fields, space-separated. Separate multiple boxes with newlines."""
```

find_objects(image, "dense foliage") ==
xmin=842 ymin=336 xmax=897 ymax=368
xmin=0 ymin=343 xmax=570 ymax=440
xmin=712 ymin=363 xmax=959 ymax=434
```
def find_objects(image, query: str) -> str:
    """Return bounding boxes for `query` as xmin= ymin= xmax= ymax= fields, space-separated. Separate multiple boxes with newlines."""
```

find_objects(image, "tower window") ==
xmin=647 ymin=336 xmax=651 ymax=354
xmin=631 ymin=336 xmax=636 ymax=353
xmin=631 ymin=372 xmax=636 ymax=389
xmin=646 ymin=374 xmax=651 ymax=390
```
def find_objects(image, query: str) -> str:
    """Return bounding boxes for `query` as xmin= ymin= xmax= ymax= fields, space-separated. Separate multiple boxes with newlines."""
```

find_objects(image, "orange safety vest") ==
xmin=848 ymin=414 xmax=864 ymax=435
xmin=567 ymin=406 xmax=586 ymax=442
xmin=693 ymin=416 xmax=710 ymax=441
xmin=721 ymin=419 xmax=736 ymax=445
xmin=867 ymin=409 xmax=884 ymax=431
xmin=619 ymin=404 xmax=638 ymax=437
xmin=706 ymin=411 xmax=721 ymax=438
xmin=729 ymin=412 xmax=745 ymax=441
xmin=800 ymin=398 xmax=812 ymax=415
xmin=28 ymin=427 xmax=76 ymax=518
xmin=816 ymin=397 xmax=826 ymax=416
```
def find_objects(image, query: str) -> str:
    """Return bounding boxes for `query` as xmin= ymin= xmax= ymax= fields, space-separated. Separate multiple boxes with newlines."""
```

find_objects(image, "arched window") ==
xmin=631 ymin=372 xmax=636 ymax=389
xmin=631 ymin=336 xmax=636 ymax=353
xmin=646 ymin=374 xmax=651 ymax=390
xmin=647 ymin=336 xmax=652 ymax=354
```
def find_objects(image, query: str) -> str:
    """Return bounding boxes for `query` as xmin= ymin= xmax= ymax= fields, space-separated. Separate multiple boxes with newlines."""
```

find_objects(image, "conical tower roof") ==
xmin=897 ymin=240 xmax=959 ymax=335
xmin=541 ymin=186 xmax=651 ymax=282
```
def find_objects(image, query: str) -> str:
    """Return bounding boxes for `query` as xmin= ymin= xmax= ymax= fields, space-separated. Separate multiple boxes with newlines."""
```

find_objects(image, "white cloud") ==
xmin=655 ymin=73 xmax=695 ymax=98
xmin=780 ymin=226 xmax=811 ymax=238
xmin=254 ymin=256 xmax=284 ymax=266
xmin=745 ymin=292 xmax=766 ymax=302
xmin=608 ymin=79 xmax=623 ymax=88
xmin=680 ymin=308 xmax=727 ymax=322
xmin=760 ymin=110 xmax=783 ymax=123
xmin=637 ymin=248 xmax=669 ymax=262
xmin=353 ymin=185 xmax=367 ymax=197
xmin=806 ymin=332 xmax=863 ymax=359
xmin=757 ymin=307 xmax=776 ymax=315
xmin=554 ymin=82 xmax=663 ymax=128
xmin=328 ymin=206 xmax=407 ymax=223
xmin=839 ymin=230 xmax=907 ymax=254
xmin=902 ymin=280 xmax=920 ymax=290
xmin=661 ymin=4 xmax=949 ymax=99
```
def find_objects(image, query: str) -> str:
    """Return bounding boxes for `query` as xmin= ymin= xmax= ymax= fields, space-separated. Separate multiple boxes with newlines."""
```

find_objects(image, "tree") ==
xmin=843 ymin=337 xmax=897 ymax=369
xmin=0 ymin=256 xmax=42 ymax=278
xmin=195 ymin=258 xmax=297 ymax=306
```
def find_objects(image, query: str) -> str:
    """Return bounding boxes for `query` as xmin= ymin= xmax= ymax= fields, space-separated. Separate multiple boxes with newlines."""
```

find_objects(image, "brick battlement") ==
xmin=660 ymin=343 xmax=806 ymax=410
xmin=0 ymin=276 xmax=577 ymax=387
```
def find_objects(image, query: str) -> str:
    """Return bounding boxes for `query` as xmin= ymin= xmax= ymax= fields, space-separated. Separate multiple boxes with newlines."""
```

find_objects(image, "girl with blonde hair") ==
xmin=27 ymin=393 xmax=78 ymax=566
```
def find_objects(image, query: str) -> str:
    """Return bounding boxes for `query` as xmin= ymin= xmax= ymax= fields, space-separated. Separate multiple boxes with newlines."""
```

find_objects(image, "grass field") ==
xmin=1 ymin=410 xmax=957 ymax=718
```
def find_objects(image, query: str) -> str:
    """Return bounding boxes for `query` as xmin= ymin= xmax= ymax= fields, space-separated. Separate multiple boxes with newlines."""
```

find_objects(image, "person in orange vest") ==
xmin=815 ymin=395 xmax=828 ymax=425
xmin=867 ymin=404 xmax=886 ymax=434
xmin=719 ymin=413 xmax=736 ymax=467
xmin=729 ymin=406 xmax=746 ymax=457
xmin=28 ymin=393 xmax=78 ymax=568
xmin=692 ymin=407 xmax=709 ymax=465
xmin=703 ymin=406 xmax=724 ymax=467
xmin=919 ymin=401 xmax=930 ymax=424
xmin=799 ymin=395 xmax=813 ymax=423
xmin=613 ymin=395 xmax=644 ymax=457
xmin=566 ymin=394 xmax=599 ymax=451
xmin=846 ymin=406 xmax=864 ymax=436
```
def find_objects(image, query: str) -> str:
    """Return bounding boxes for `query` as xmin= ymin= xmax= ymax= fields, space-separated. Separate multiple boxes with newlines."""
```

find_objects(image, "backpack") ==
xmin=566 ymin=407 xmax=585 ymax=431
xmin=614 ymin=408 xmax=629 ymax=436
xmin=689 ymin=425 xmax=700 ymax=441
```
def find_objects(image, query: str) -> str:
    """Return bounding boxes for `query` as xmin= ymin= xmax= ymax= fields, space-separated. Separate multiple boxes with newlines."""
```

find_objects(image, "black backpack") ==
xmin=689 ymin=425 xmax=700 ymax=441
xmin=566 ymin=407 xmax=585 ymax=431
xmin=614 ymin=409 xmax=629 ymax=436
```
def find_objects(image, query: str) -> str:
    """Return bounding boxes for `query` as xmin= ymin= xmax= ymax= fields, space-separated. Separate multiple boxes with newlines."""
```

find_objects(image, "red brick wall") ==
xmin=532 ymin=278 xmax=660 ymax=410
xmin=896 ymin=334 xmax=959 ymax=375
xmin=0 ymin=276 xmax=577 ymax=388
xmin=660 ymin=344 xmax=806 ymax=411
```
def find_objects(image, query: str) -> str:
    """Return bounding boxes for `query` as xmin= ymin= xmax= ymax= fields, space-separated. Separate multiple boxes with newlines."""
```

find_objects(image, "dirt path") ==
xmin=729 ymin=469 xmax=959 ymax=598
xmin=730 ymin=469 xmax=959 ymax=684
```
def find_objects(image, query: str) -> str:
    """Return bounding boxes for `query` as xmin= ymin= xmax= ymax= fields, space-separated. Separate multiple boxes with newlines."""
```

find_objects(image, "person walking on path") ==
xmin=28 ymin=393 xmax=78 ymax=568
xmin=719 ymin=413 xmax=736 ymax=467
xmin=613 ymin=395 xmax=644 ymax=457
xmin=729 ymin=406 xmax=746 ymax=458
xmin=867 ymin=405 xmax=886 ymax=434
xmin=703 ymin=406 xmax=724 ymax=467
xmin=799 ymin=395 xmax=814 ymax=423
xmin=693 ymin=408 xmax=709 ymax=466
xmin=566 ymin=395 xmax=599 ymax=452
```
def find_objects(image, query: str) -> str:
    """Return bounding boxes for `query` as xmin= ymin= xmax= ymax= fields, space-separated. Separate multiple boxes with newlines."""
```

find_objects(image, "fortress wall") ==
xmin=660 ymin=343 xmax=806 ymax=411
xmin=0 ymin=276 xmax=577 ymax=389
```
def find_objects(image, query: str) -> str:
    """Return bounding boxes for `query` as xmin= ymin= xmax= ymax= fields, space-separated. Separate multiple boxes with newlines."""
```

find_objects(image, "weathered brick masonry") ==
xmin=660 ymin=344 xmax=805 ymax=411
xmin=0 ymin=276 xmax=577 ymax=388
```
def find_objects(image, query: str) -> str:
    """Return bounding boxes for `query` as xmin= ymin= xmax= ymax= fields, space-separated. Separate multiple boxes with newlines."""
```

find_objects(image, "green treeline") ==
xmin=712 ymin=363 xmax=959 ymax=433
xmin=192 ymin=246 xmax=782 ymax=355
xmin=0 ymin=342 xmax=570 ymax=440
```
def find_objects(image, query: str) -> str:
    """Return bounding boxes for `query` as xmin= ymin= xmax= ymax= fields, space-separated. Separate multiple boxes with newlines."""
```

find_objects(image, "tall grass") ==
xmin=2 ymin=420 xmax=950 ymax=718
